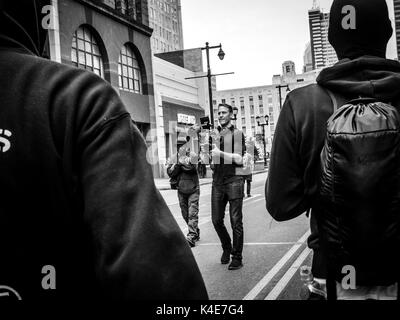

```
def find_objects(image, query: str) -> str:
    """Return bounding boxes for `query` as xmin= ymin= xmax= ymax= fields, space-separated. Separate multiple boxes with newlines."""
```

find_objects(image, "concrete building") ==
xmin=148 ymin=0 xmax=184 ymax=53
xmin=394 ymin=0 xmax=400 ymax=58
xmin=153 ymin=49 xmax=208 ymax=176
xmin=303 ymin=42 xmax=314 ymax=73
xmin=308 ymin=1 xmax=338 ymax=70
xmin=215 ymin=62 xmax=318 ymax=155
xmin=46 ymin=0 xmax=161 ymax=175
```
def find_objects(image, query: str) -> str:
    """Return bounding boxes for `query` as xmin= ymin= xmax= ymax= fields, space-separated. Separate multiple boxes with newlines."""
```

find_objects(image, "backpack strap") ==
xmin=325 ymin=89 xmax=338 ymax=113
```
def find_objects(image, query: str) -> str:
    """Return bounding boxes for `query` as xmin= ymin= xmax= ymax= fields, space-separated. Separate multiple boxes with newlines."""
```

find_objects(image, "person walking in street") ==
xmin=242 ymin=148 xmax=254 ymax=198
xmin=198 ymin=160 xmax=207 ymax=179
xmin=236 ymin=140 xmax=254 ymax=198
xmin=266 ymin=0 xmax=400 ymax=300
xmin=0 ymin=0 xmax=208 ymax=300
xmin=208 ymin=103 xmax=246 ymax=270
xmin=167 ymin=143 xmax=200 ymax=247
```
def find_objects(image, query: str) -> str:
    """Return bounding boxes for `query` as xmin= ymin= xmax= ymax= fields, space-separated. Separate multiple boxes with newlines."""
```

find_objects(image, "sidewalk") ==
xmin=155 ymin=168 xmax=268 ymax=191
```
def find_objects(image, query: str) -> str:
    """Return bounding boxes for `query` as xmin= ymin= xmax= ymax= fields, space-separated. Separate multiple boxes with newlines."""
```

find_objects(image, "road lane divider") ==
xmin=242 ymin=230 xmax=310 ymax=300
xmin=265 ymin=246 xmax=312 ymax=300
xmin=197 ymin=241 xmax=304 ymax=246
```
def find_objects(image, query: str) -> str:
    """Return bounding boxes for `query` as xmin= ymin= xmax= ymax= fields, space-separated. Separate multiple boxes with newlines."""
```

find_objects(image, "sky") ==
xmin=181 ymin=0 xmax=397 ymax=91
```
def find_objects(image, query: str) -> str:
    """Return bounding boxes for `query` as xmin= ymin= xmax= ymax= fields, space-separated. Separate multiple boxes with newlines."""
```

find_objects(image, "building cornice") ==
xmin=74 ymin=0 xmax=153 ymax=36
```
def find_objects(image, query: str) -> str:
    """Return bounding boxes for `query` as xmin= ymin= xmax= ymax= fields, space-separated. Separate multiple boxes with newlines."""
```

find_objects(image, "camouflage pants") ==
xmin=178 ymin=189 xmax=200 ymax=240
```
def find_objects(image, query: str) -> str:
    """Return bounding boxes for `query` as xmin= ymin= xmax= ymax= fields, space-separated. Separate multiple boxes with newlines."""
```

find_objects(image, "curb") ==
xmin=156 ymin=169 xmax=268 ymax=191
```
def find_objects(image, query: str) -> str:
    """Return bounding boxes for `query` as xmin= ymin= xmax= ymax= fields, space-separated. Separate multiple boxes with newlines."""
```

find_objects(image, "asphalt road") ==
xmin=160 ymin=172 xmax=313 ymax=300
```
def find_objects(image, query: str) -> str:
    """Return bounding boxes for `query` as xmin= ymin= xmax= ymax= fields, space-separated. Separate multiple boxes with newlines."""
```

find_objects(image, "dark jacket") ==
xmin=0 ymin=2 xmax=208 ymax=300
xmin=167 ymin=152 xmax=199 ymax=194
xmin=265 ymin=56 xmax=400 ymax=278
xmin=212 ymin=125 xmax=246 ymax=185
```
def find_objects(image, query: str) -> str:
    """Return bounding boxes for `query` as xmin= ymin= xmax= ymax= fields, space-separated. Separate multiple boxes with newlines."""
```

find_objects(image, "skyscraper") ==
xmin=303 ymin=42 xmax=314 ymax=73
xmin=394 ymin=0 xmax=400 ymax=59
xmin=308 ymin=1 xmax=338 ymax=70
xmin=148 ymin=0 xmax=184 ymax=53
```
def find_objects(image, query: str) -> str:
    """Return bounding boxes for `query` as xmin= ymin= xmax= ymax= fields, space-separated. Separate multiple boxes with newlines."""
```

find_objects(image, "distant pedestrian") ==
xmin=167 ymin=143 xmax=200 ymax=247
xmin=198 ymin=160 xmax=206 ymax=178
xmin=242 ymin=150 xmax=254 ymax=198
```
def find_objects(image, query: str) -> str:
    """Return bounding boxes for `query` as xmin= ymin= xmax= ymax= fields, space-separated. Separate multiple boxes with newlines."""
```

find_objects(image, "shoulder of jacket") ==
xmin=287 ymin=83 xmax=325 ymax=98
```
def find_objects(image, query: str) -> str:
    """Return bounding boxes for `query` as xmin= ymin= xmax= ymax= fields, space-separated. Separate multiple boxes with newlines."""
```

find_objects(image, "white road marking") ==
xmin=242 ymin=230 xmax=310 ymax=300
xmin=197 ymin=242 xmax=303 ymax=246
xmin=265 ymin=246 xmax=312 ymax=300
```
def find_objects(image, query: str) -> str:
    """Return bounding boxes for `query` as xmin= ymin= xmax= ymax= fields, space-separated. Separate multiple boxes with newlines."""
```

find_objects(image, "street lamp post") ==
xmin=276 ymin=84 xmax=290 ymax=110
xmin=232 ymin=106 xmax=238 ymax=127
xmin=256 ymin=115 xmax=269 ymax=167
xmin=204 ymin=42 xmax=225 ymax=127
xmin=185 ymin=42 xmax=234 ymax=128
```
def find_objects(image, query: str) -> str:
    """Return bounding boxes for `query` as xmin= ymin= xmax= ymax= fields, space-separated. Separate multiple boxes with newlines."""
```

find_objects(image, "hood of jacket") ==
xmin=0 ymin=0 xmax=50 ymax=56
xmin=317 ymin=55 xmax=400 ymax=102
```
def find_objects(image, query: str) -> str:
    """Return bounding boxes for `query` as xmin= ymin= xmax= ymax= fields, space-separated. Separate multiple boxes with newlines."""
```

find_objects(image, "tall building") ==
xmin=308 ymin=1 xmax=338 ymax=69
xmin=46 ymin=0 xmax=161 ymax=176
xmin=148 ymin=0 xmax=184 ymax=53
xmin=394 ymin=0 xmax=400 ymax=58
xmin=303 ymin=42 xmax=313 ymax=73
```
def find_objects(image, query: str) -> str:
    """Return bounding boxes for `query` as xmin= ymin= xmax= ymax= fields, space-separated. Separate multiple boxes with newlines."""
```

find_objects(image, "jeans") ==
xmin=178 ymin=189 xmax=200 ymax=240
xmin=211 ymin=178 xmax=244 ymax=260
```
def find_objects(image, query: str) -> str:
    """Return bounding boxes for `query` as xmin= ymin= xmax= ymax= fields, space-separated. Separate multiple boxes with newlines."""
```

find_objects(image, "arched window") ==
xmin=71 ymin=26 xmax=104 ymax=78
xmin=118 ymin=44 xmax=142 ymax=94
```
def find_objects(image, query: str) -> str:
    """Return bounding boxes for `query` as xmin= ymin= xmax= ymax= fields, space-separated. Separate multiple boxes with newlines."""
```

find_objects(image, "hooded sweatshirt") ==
xmin=265 ymin=55 xmax=400 ymax=279
xmin=0 ymin=0 xmax=208 ymax=300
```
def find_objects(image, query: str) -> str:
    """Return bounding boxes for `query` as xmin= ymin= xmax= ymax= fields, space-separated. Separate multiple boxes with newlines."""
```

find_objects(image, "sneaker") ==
xmin=228 ymin=258 xmax=243 ymax=270
xmin=247 ymin=194 xmax=252 ymax=198
xmin=187 ymin=238 xmax=195 ymax=248
xmin=221 ymin=250 xmax=231 ymax=264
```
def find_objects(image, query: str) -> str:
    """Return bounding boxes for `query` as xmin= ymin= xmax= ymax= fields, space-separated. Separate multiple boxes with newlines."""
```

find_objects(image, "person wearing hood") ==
xmin=265 ymin=0 xmax=400 ymax=300
xmin=0 ymin=0 xmax=208 ymax=300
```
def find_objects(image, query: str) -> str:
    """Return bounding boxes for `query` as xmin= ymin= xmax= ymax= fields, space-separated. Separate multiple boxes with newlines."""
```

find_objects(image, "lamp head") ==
xmin=233 ymin=106 xmax=238 ymax=116
xmin=218 ymin=46 xmax=225 ymax=60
